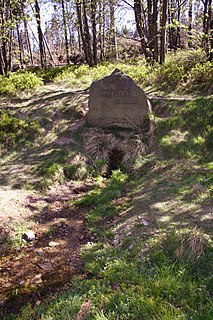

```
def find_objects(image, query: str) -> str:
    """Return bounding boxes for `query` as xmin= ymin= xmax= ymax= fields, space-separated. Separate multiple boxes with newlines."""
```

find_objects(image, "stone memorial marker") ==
xmin=87 ymin=69 xmax=149 ymax=128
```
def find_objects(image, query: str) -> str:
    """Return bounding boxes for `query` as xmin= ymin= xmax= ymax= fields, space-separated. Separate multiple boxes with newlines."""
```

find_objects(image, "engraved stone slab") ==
xmin=87 ymin=69 xmax=149 ymax=128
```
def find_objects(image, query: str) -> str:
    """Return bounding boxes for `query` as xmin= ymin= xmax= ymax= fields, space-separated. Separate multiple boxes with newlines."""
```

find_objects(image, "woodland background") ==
xmin=0 ymin=0 xmax=212 ymax=73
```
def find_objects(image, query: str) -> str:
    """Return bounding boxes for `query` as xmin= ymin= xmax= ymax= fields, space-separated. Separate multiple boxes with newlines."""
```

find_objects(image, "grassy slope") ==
xmin=0 ymin=84 xmax=89 ymax=189
xmin=35 ymin=99 xmax=212 ymax=320
xmin=0 ymin=60 xmax=213 ymax=319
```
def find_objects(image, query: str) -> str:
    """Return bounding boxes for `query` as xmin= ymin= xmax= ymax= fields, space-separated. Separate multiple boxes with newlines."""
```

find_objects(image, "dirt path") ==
xmin=0 ymin=84 xmax=93 ymax=315
xmin=0 ymin=181 xmax=93 ymax=316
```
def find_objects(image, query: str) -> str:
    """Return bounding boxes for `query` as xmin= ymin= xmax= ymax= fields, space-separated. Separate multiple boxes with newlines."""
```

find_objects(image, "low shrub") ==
xmin=10 ymin=72 xmax=43 ymax=90
xmin=0 ymin=110 xmax=40 ymax=152
xmin=187 ymin=61 xmax=213 ymax=91
xmin=153 ymin=49 xmax=208 ymax=91
xmin=64 ymin=163 xmax=88 ymax=180
xmin=0 ymin=72 xmax=42 ymax=94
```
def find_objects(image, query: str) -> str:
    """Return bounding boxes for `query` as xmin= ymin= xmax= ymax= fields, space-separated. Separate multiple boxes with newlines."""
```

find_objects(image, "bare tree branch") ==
xmin=120 ymin=0 xmax=134 ymax=9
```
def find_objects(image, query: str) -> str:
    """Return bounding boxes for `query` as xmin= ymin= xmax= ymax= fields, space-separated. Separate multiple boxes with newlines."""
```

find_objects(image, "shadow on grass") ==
xmin=0 ymin=91 xmax=212 ymax=319
xmin=115 ymin=160 xmax=213 ymax=244
xmin=0 ymin=87 xmax=89 ymax=189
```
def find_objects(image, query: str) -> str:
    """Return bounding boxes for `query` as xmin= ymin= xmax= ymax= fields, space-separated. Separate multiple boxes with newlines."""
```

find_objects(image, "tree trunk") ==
xmin=82 ymin=0 xmax=93 ymax=66
xmin=209 ymin=0 xmax=213 ymax=60
xmin=176 ymin=2 xmax=181 ymax=49
xmin=0 ymin=0 xmax=8 ymax=74
xmin=203 ymin=0 xmax=213 ymax=59
xmin=147 ymin=0 xmax=153 ymax=50
xmin=168 ymin=0 xmax=176 ymax=51
xmin=0 ymin=47 xmax=5 ymax=75
xmin=109 ymin=0 xmax=118 ymax=59
xmin=202 ymin=0 xmax=209 ymax=51
xmin=16 ymin=23 xmax=24 ymax=68
xmin=91 ymin=0 xmax=97 ymax=65
xmin=98 ymin=0 xmax=104 ymax=60
xmin=102 ymin=0 xmax=106 ymax=60
xmin=152 ymin=0 xmax=158 ymax=62
xmin=35 ymin=0 xmax=45 ymax=68
xmin=134 ymin=0 xmax=151 ymax=60
xmin=23 ymin=17 xmax=34 ymax=65
xmin=76 ymin=0 xmax=93 ymax=65
xmin=147 ymin=0 xmax=158 ymax=61
xmin=77 ymin=25 xmax=82 ymax=52
xmin=160 ymin=0 xmax=168 ymax=64
xmin=188 ymin=0 xmax=192 ymax=48
xmin=61 ymin=0 xmax=70 ymax=64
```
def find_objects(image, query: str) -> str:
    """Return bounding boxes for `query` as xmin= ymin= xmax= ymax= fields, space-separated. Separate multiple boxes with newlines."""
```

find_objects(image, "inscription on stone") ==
xmin=87 ymin=69 xmax=149 ymax=128
xmin=98 ymin=90 xmax=138 ymax=105
xmin=101 ymin=90 xmax=128 ymax=97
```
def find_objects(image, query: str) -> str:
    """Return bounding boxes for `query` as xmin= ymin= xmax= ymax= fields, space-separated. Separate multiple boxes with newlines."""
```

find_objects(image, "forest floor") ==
xmin=0 ymin=85 xmax=92 ymax=312
xmin=0 ymin=84 xmax=212 ymax=319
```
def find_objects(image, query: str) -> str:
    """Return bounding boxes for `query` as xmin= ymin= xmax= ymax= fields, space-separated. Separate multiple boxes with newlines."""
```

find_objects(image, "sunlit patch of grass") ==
xmin=71 ymin=170 xmax=128 ymax=237
xmin=0 ymin=109 xmax=41 ymax=155
xmin=155 ymin=97 xmax=213 ymax=160
xmin=160 ymin=129 xmax=188 ymax=146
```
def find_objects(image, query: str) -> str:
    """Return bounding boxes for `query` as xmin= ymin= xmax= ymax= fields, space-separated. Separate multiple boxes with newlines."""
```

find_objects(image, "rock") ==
xmin=35 ymin=249 xmax=45 ymax=256
xmin=22 ymin=231 xmax=36 ymax=242
xmin=86 ymin=242 xmax=93 ymax=246
xmin=37 ymin=262 xmax=54 ymax=271
xmin=48 ymin=241 xmax=60 ymax=247
xmin=32 ymin=274 xmax=43 ymax=284
xmin=113 ymin=235 xmax=120 ymax=246
xmin=141 ymin=219 xmax=149 ymax=226
xmin=87 ymin=69 xmax=149 ymax=128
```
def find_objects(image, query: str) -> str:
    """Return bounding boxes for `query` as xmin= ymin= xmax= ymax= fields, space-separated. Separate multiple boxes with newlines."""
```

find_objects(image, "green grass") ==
xmin=155 ymin=97 xmax=213 ymax=161
xmin=5 ymin=232 xmax=212 ymax=319
xmin=0 ymin=221 xmax=34 ymax=255
xmin=0 ymin=72 xmax=43 ymax=94
xmin=71 ymin=170 xmax=128 ymax=237
xmin=4 ymin=162 xmax=212 ymax=319
xmin=1 ymin=49 xmax=211 ymax=94
xmin=0 ymin=109 xmax=41 ymax=155
xmin=1 ymin=54 xmax=213 ymax=320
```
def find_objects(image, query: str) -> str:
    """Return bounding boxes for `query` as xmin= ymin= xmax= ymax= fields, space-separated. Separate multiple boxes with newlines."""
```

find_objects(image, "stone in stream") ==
xmin=87 ymin=69 xmax=149 ymax=128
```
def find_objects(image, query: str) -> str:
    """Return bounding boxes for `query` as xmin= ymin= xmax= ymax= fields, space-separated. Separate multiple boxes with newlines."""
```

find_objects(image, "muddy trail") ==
xmin=0 ymin=181 xmax=94 ymax=316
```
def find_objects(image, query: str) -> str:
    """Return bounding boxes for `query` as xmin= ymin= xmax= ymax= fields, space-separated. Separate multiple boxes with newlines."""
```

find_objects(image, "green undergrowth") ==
xmin=1 ymin=54 xmax=213 ymax=319
xmin=39 ymin=49 xmax=213 ymax=93
xmin=0 ymin=72 xmax=43 ymax=94
xmin=72 ymin=170 xmax=128 ymax=237
xmin=152 ymin=49 xmax=213 ymax=92
xmin=5 ymin=165 xmax=213 ymax=320
xmin=32 ymin=50 xmax=212 ymax=93
xmin=154 ymin=97 xmax=213 ymax=161
xmin=0 ymin=109 xmax=41 ymax=155
xmin=1 ymin=49 xmax=212 ymax=95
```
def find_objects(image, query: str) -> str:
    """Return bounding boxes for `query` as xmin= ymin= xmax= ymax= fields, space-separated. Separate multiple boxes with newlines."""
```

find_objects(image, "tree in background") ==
xmin=0 ymin=0 xmax=212 ymax=74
